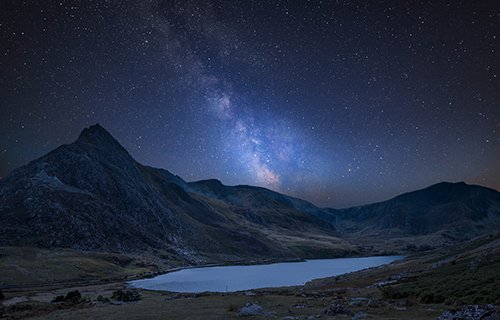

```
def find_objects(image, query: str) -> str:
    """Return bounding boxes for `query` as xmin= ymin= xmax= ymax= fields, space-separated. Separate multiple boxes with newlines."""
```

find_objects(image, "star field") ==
xmin=0 ymin=0 xmax=498 ymax=207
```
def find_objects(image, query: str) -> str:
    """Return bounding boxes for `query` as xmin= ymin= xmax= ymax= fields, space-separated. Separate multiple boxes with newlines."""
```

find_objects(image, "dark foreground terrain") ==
xmin=1 ymin=233 xmax=498 ymax=320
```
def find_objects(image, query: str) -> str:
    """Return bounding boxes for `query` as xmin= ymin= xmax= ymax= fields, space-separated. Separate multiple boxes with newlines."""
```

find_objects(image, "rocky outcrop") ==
xmin=238 ymin=303 xmax=269 ymax=316
xmin=322 ymin=302 xmax=353 ymax=316
xmin=436 ymin=305 xmax=499 ymax=320
xmin=0 ymin=124 xmax=341 ymax=262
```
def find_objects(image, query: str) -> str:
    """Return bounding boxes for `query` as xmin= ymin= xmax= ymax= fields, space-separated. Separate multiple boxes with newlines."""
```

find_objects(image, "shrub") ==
xmin=51 ymin=290 xmax=82 ymax=304
xmin=420 ymin=292 xmax=445 ymax=304
xmin=381 ymin=286 xmax=414 ymax=299
xmin=96 ymin=295 xmax=110 ymax=303
xmin=64 ymin=290 xmax=82 ymax=303
xmin=111 ymin=289 xmax=141 ymax=302
xmin=51 ymin=295 xmax=65 ymax=303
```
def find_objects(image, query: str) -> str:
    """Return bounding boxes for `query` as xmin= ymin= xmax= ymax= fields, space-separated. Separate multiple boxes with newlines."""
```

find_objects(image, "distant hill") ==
xmin=0 ymin=124 xmax=498 ymax=262
xmin=326 ymin=181 xmax=500 ymax=249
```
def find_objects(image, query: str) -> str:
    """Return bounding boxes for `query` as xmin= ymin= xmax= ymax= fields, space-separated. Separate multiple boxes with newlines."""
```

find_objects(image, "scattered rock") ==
xmin=322 ymin=302 xmax=353 ymax=316
xmin=239 ymin=303 xmax=269 ymax=317
xmin=352 ymin=312 xmax=368 ymax=320
xmin=349 ymin=297 xmax=370 ymax=307
xmin=436 ymin=304 xmax=499 ymax=320
xmin=369 ymin=272 xmax=407 ymax=288
xmin=393 ymin=306 xmax=407 ymax=311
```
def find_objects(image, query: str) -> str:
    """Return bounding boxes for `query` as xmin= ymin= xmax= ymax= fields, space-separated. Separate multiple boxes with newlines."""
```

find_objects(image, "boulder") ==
xmin=436 ymin=305 xmax=499 ymax=320
xmin=239 ymin=303 xmax=267 ymax=317
xmin=322 ymin=302 xmax=353 ymax=316
xmin=349 ymin=297 xmax=370 ymax=307
xmin=353 ymin=312 xmax=368 ymax=320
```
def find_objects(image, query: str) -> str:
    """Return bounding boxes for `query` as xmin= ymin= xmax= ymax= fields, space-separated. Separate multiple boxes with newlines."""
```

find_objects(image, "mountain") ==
xmin=0 ymin=124 xmax=349 ymax=264
xmin=1 ymin=124 xmax=499 ymax=262
xmin=326 ymin=182 xmax=500 ymax=249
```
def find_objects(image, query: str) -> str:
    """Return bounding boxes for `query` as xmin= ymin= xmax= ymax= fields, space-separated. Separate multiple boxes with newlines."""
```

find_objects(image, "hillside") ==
xmin=326 ymin=181 xmax=500 ymax=251
xmin=1 ymin=124 xmax=499 ymax=264
xmin=0 ymin=124 xmax=350 ymax=264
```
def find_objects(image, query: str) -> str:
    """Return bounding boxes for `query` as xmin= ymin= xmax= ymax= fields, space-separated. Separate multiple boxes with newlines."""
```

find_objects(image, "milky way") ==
xmin=0 ymin=1 xmax=498 ymax=207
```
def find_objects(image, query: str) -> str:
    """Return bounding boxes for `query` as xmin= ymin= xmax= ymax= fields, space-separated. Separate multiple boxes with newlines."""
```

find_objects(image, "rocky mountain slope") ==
xmin=0 ymin=124 xmax=348 ymax=263
xmin=1 ymin=124 xmax=499 ymax=262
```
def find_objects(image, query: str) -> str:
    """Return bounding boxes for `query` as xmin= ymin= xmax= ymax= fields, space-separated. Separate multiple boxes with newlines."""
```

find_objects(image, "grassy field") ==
xmin=1 ymin=235 xmax=499 ymax=319
xmin=382 ymin=237 xmax=500 ymax=305
xmin=3 ymin=285 xmax=448 ymax=320
xmin=0 ymin=246 xmax=174 ymax=287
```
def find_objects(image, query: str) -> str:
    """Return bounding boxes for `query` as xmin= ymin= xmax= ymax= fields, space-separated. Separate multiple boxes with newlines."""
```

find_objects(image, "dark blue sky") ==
xmin=1 ymin=1 xmax=498 ymax=207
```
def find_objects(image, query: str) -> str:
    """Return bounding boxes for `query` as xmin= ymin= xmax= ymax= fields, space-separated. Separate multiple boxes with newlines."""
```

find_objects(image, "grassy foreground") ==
xmin=0 ymin=246 xmax=173 ymax=287
xmin=1 ymin=235 xmax=499 ymax=319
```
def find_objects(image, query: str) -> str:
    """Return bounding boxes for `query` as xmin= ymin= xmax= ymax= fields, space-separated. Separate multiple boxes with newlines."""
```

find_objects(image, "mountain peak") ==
xmin=78 ymin=123 xmax=112 ymax=141
xmin=74 ymin=123 xmax=134 ymax=162
xmin=76 ymin=123 xmax=124 ymax=149
xmin=425 ymin=181 xmax=469 ymax=192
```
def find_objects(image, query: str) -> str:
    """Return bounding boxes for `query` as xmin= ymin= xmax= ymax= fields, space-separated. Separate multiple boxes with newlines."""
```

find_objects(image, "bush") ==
xmin=381 ymin=286 xmax=415 ymax=299
xmin=0 ymin=290 xmax=4 ymax=300
xmin=96 ymin=295 xmax=110 ymax=303
xmin=420 ymin=292 xmax=445 ymax=304
xmin=111 ymin=289 xmax=141 ymax=302
xmin=51 ymin=290 xmax=82 ymax=304
xmin=51 ymin=295 xmax=65 ymax=303
xmin=64 ymin=290 xmax=82 ymax=303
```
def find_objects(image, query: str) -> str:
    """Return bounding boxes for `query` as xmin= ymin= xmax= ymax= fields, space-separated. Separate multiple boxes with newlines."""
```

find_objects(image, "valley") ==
xmin=1 ymin=234 xmax=498 ymax=319
xmin=0 ymin=125 xmax=499 ymax=319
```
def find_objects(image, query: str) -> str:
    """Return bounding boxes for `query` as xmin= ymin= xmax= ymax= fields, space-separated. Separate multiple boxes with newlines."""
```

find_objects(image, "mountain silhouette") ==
xmin=1 ymin=124 xmax=498 ymax=261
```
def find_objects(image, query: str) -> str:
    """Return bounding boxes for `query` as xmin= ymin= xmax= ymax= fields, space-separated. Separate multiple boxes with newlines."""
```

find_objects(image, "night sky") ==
xmin=1 ymin=1 xmax=498 ymax=208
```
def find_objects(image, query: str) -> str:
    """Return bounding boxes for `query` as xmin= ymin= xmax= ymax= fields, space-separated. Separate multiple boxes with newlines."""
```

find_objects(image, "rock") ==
xmin=349 ymin=297 xmax=370 ymax=307
xmin=393 ymin=306 xmax=407 ymax=311
xmin=322 ymin=302 xmax=353 ymax=316
xmin=239 ymin=303 xmax=267 ymax=317
xmin=436 ymin=304 xmax=499 ymax=320
xmin=352 ymin=312 xmax=368 ymax=320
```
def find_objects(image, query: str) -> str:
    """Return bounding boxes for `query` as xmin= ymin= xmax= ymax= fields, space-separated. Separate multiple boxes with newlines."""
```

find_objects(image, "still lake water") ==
xmin=129 ymin=256 xmax=403 ymax=293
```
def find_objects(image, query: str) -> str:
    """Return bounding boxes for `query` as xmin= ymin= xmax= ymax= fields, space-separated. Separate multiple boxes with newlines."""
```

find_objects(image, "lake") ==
xmin=129 ymin=255 xmax=403 ymax=293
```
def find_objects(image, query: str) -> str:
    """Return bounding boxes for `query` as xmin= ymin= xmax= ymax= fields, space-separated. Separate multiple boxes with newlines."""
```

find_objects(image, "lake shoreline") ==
xmin=129 ymin=255 xmax=405 ymax=293
xmin=128 ymin=250 xmax=406 ymax=285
